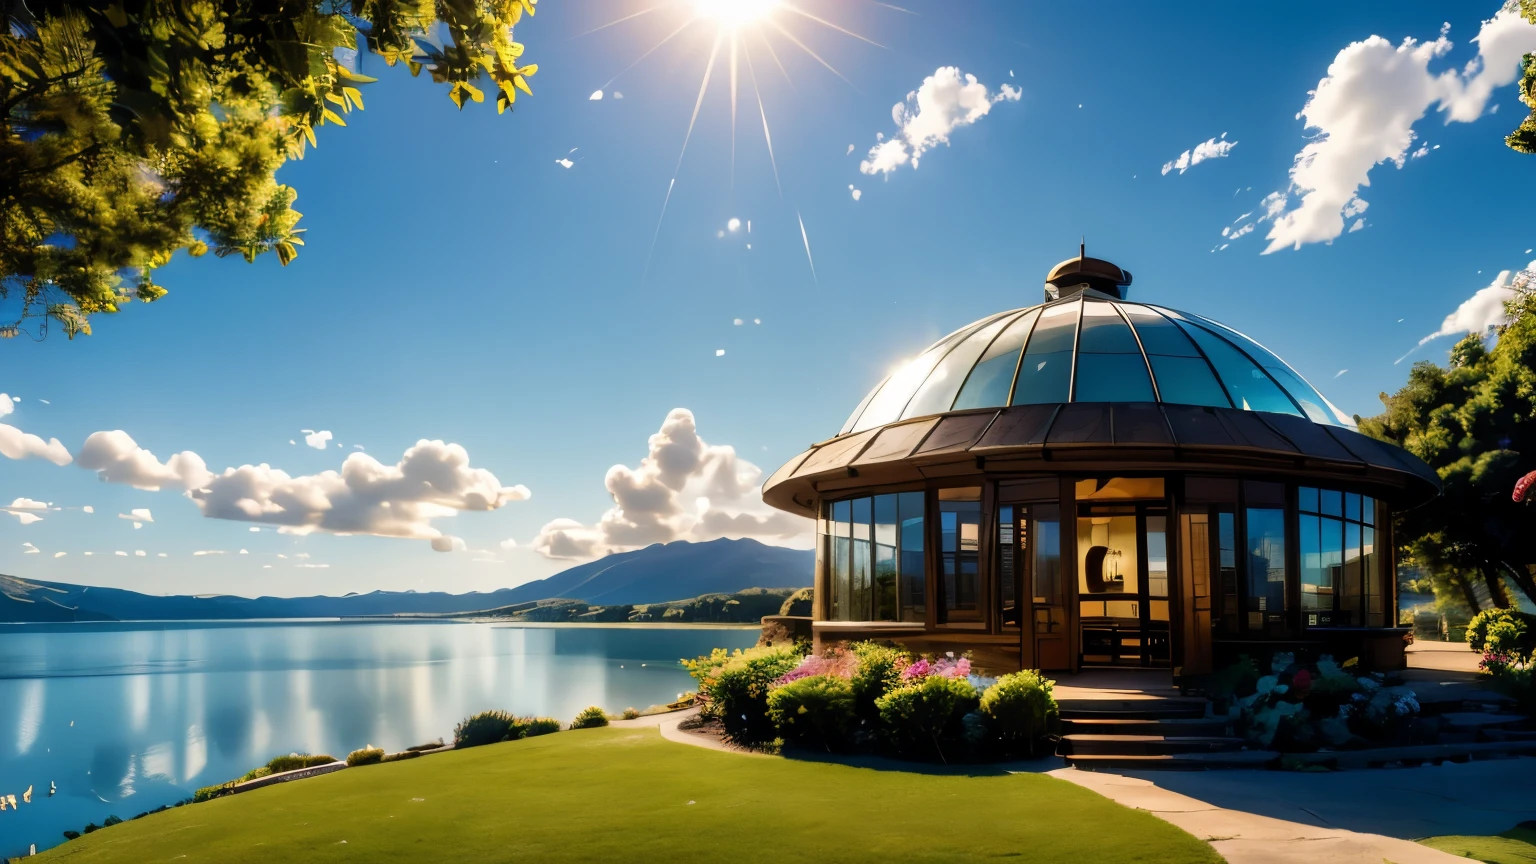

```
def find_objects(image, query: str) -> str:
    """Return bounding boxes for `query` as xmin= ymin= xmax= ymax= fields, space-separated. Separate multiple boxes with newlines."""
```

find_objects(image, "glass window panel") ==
xmin=874 ymin=495 xmax=898 ymax=622
xmin=1033 ymin=504 xmax=1062 ymax=606
xmin=898 ymin=491 xmax=926 ymax=623
xmin=1172 ymin=318 xmax=1302 ymax=417
xmin=1217 ymin=511 xmax=1239 ymax=636
xmin=1147 ymin=515 xmax=1169 ymax=600
xmin=940 ymin=498 xmax=982 ymax=622
xmin=1013 ymin=302 xmax=1079 ymax=405
xmin=1123 ymin=305 xmax=1202 ymax=356
xmin=999 ymin=506 xmax=1019 ymax=628
xmin=1322 ymin=516 xmax=1344 ymax=623
xmin=1300 ymin=514 xmax=1328 ymax=613
xmin=1299 ymin=486 xmax=1319 ymax=513
xmin=1077 ymin=301 xmax=1142 ymax=353
xmin=852 ymin=319 xmax=995 ymax=432
xmin=902 ymin=313 xmax=1020 ymax=420
xmin=831 ymin=500 xmax=851 ymax=621
xmin=1148 ymin=355 xmax=1231 ymax=408
xmin=1341 ymin=521 xmax=1362 ymax=627
xmin=1074 ymin=353 xmax=1155 ymax=402
xmin=1345 ymin=492 xmax=1361 ymax=522
xmin=1189 ymin=314 xmax=1344 ymax=427
xmin=851 ymin=497 xmax=872 ymax=621
xmin=1321 ymin=489 xmax=1342 ymax=517
xmin=1364 ymin=526 xmax=1381 ymax=625
xmin=1245 ymin=508 xmax=1287 ymax=630
xmin=953 ymin=309 xmax=1039 ymax=411
xmin=1363 ymin=497 xmax=1376 ymax=526
xmin=840 ymin=377 xmax=886 ymax=436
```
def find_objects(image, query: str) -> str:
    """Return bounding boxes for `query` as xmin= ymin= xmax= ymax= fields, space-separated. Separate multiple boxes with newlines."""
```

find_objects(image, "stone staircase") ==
xmin=1056 ymin=696 xmax=1264 ymax=770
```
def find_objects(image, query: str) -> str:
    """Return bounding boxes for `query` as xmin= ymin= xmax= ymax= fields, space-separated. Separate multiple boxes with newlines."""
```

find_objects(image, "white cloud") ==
xmin=77 ymin=431 xmax=210 ymax=491
xmin=0 ymin=421 xmax=71 ymax=466
xmin=727 ymin=218 xmax=741 ymax=232
xmin=613 ymin=91 xmax=623 ymax=99
xmin=82 ymin=505 xmax=93 ymax=514
xmin=589 ymin=89 xmax=603 ymax=100
xmin=1349 ymin=218 xmax=1366 ymax=233
xmin=1408 ymin=263 xmax=1534 ymax=356
xmin=53 ymin=551 xmax=65 ymax=558
xmin=118 ymin=508 xmax=154 ymax=526
xmin=3 ymin=498 xmax=48 ymax=525
xmin=429 ymin=536 xmax=467 ymax=553
xmin=22 ymin=542 xmax=38 ymax=554
xmin=1264 ymin=7 xmax=1536 ymax=253
xmin=846 ymin=144 xmax=855 ymax=155
xmin=134 ymin=550 xmax=145 ymax=557
xmin=1161 ymin=133 xmax=1238 ymax=175
xmin=498 ymin=538 xmax=518 ymax=550
xmin=115 ymin=550 xmax=127 ymax=557
xmin=192 ymin=550 xmax=225 ymax=556
xmin=859 ymin=66 xmax=1020 ymax=176
xmin=531 ymin=409 xmax=812 ymax=560
xmin=715 ymin=349 xmax=725 ymax=357
xmin=848 ymin=184 xmax=862 ymax=201
xmin=555 ymin=158 xmax=573 ymax=169
xmin=1335 ymin=369 xmax=1349 ymax=378
xmin=301 ymin=429 xmax=333 ymax=450
xmin=0 ymin=395 xmax=9 ymax=416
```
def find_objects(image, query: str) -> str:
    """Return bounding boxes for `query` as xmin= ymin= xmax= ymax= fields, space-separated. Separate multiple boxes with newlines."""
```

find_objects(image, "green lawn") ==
xmin=1421 ymin=823 xmax=1536 ymax=863
xmin=32 ymin=726 xmax=1220 ymax=864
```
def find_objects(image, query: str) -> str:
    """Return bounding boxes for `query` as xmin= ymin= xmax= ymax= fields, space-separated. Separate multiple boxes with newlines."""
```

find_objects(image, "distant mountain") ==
xmin=0 ymin=538 xmax=813 ymax=623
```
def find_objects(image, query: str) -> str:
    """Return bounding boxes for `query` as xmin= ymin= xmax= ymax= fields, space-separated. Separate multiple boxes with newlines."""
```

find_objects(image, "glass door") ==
xmin=997 ymin=502 xmax=1067 ymax=670
xmin=1076 ymin=503 xmax=1171 ymax=667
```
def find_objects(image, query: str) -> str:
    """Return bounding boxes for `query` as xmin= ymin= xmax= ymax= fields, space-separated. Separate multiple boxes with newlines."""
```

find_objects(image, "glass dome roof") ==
xmin=839 ymin=295 xmax=1356 ymax=436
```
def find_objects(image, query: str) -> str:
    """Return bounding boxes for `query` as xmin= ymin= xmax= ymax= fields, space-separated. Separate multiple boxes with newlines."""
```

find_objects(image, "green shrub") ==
xmin=978 ymin=671 xmax=1059 ymax=756
xmin=621 ymin=707 xmax=641 ymax=720
xmin=381 ymin=750 xmax=421 ymax=763
xmin=849 ymin=642 xmax=909 ymax=719
xmin=62 ymin=830 xmax=80 ymax=840
xmin=523 ymin=716 xmax=562 ymax=737
xmin=192 ymin=783 xmax=235 ymax=803
xmin=688 ymin=644 xmax=803 ymax=744
xmin=405 ymin=738 xmax=444 ymax=752
xmin=876 ymin=674 xmax=980 ymax=762
xmin=346 ymin=746 xmax=384 ymax=767
xmin=570 ymin=706 xmax=610 ymax=729
xmin=454 ymin=709 xmax=521 ymax=748
xmin=238 ymin=765 xmax=272 ymax=782
xmin=102 ymin=815 xmax=122 ymax=828
xmin=767 ymin=674 xmax=856 ymax=751
xmin=265 ymin=753 xmax=336 ymax=773
xmin=1468 ymin=608 xmax=1536 ymax=661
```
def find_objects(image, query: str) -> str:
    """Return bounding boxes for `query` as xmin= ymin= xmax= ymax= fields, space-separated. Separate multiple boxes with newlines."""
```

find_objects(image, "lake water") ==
xmin=0 ymin=620 xmax=758 ymax=857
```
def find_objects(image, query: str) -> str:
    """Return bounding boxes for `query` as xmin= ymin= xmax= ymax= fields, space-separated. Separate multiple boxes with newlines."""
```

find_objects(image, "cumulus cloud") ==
xmin=0 ymin=395 xmax=9 ymax=416
xmin=1264 ymin=7 xmax=1536 ymax=253
xmin=0 ymin=423 xmax=72 ymax=465
xmin=589 ymin=89 xmax=603 ymax=100
xmin=859 ymin=66 xmax=1020 ymax=176
xmin=848 ymin=184 xmax=862 ymax=201
xmin=1161 ymin=133 xmax=1237 ymax=175
xmin=188 ymin=439 xmax=529 ymax=548
xmin=302 ymin=430 xmax=333 ymax=450
xmin=77 ymin=431 xmax=210 ymax=491
xmin=531 ymin=409 xmax=811 ymax=560
xmin=118 ymin=508 xmax=154 ymax=528
xmin=3 ymin=497 xmax=47 ymax=525
xmin=1397 ymin=261 xmax=1535 ymax=363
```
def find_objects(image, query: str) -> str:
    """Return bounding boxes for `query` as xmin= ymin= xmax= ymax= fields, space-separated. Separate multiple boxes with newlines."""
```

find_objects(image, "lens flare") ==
xmin=695 ymin=0 xmax=779 ymax=28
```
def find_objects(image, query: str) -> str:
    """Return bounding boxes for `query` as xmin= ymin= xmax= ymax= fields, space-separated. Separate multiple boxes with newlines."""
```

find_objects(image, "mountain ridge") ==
xmin=0 ymin=537 xmax=812 ymax=623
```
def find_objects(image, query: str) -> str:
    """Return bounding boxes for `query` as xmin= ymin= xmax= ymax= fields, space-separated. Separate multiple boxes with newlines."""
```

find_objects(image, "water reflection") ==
xmin=0 ymin=620 xmax=755 ymax=858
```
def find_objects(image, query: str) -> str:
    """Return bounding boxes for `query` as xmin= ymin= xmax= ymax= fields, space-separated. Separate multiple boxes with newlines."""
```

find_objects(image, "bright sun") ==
xmin=694 ymin=0 xmax=781 ymax=29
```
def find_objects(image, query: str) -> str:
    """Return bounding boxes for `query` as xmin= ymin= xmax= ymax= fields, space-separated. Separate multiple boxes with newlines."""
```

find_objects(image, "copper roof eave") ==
xmin=761 ymin=404 xmax=1441 ymax=517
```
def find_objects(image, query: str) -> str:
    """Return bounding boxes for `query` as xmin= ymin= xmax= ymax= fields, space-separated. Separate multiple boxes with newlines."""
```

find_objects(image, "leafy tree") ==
xmin=1509 ymin=0 xmax=1536 ymax=154
xmin=1361 ymin=271 xmax=1536 ymax=611
xmin=1 ymin=0 xmax=538 ymax=338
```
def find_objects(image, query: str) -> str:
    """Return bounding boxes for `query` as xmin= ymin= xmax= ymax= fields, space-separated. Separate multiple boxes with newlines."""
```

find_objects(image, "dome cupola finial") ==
xmin=1045 ymin=239 xmax=1132 ymax=301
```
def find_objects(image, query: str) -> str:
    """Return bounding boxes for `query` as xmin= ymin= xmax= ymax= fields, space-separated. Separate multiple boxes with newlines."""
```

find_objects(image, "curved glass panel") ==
xmin=1012 ymin=301 xmax=1079 ymax=405
xmin=840 ymin=376 xmax=887 ymax=435
xmin=1075 ymin=354 xmax=1155 ymax=401
xmin=902 ymin=312 xmax=1022 ymax=420
xmin=1073 ymin=302 xmax=1153 ymax=402
xmin=1189 ymin=314 xmax=1351 ymax=428
xmin=1122 ymin=304 xmax=1201 ymax=357
xmin=850 ymin=316 xmax=1002 ymax=433
xmin=953 ymin=308 xmax=1039 ymax=411
xmin=1169 ymin=316 xmax=1302 ymax=417
xmin=1148 ymin=355 xmax=1232 ymax=408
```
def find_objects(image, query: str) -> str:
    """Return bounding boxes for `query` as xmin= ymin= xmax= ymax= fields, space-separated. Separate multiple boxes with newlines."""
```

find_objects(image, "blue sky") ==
xmin=2 ymin=0 xmax=1534 ymax=596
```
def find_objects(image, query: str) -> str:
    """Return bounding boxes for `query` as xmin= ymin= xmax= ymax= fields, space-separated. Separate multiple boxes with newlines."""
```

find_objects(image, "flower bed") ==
xmin=684 ymin=642 xmax=1057 ymax=762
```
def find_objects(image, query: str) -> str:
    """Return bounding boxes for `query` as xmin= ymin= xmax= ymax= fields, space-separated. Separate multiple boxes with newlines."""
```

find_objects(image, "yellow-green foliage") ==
xmin=978 ymin=671 xmax=1058 ymax=754
xmin=570 ymin=706 xmax=610 ymax=729
xmin=767 ymin=674 xmax=856 ymax=751
xmin=0 ymin=1 xmax=538 ymax=337
xmin=685 ymin=644 xmax=802 ymax=744
xmin=346 ymin=746 xmax=385 ymax=767
xmin=876 ymin=675 xmax=980 ymax=760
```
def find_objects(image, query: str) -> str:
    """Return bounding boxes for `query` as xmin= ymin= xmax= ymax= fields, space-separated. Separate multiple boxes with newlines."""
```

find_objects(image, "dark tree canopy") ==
xmin=1509 ymin=0 xmax=1536 ymax=154
xmin=1361 ymin=269 xmax=1536 ymax=612
xmin=1 ymin=0 xmax=538 ymax=338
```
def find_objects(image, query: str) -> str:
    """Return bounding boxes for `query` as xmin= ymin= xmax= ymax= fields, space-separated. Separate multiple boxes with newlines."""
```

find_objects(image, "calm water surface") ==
xmin=0 ymin=620 xmax=757 ymax=857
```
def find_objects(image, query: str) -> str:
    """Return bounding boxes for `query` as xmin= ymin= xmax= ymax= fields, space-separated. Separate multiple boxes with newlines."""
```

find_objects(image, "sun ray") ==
xmin=644 ymin=29 xmax=723 ymax=281
xmin=601 ymin=17 xmax=697 ymax=90
xmin=729 ymin=33 xmax=739 ymax=186
xmin=797 ymin=210 xmax=818 ymax=285
xmin=780 ymin=3 xmax=886 ymax=49
xmin=574 ymin=4 xmax=667 ymax=40
xmin=743 ymin=43 xmax=782 ymax=197
xmin=767 ymin=18 xmax=852 ymax=88
xmin=643 ymin=177 xmax=678 ymax=283
xmin=757 ymin=29 xmax=793 ymax=88
xmin=866 ymin=0 xmax=915 ymax=14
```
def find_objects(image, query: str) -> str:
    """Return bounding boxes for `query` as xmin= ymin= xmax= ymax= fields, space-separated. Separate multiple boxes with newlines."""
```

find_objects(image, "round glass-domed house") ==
xmin=762 ymin=250 xmax=1440 ymax=681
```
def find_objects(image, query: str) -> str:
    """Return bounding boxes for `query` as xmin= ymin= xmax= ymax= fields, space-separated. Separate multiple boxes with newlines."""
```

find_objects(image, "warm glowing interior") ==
xmin=694 ymin=0 xmax=780 ymax=28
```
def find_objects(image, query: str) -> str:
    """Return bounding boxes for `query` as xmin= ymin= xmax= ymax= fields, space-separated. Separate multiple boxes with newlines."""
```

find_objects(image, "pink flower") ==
xmin=901 ymin=658 xmax=932 ymax=681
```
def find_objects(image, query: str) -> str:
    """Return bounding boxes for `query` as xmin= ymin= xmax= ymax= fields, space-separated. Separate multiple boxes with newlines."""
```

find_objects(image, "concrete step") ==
xmin=1060 ymin=733 xmax=1248 ymax=757
xmin=1063 ymin=750 xmax=1279 ymax=771
xmin=1057 ymin=697 xmax=1208 ymax=721
xmin=1060 ymin=716 xmax=1230 ymax=737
